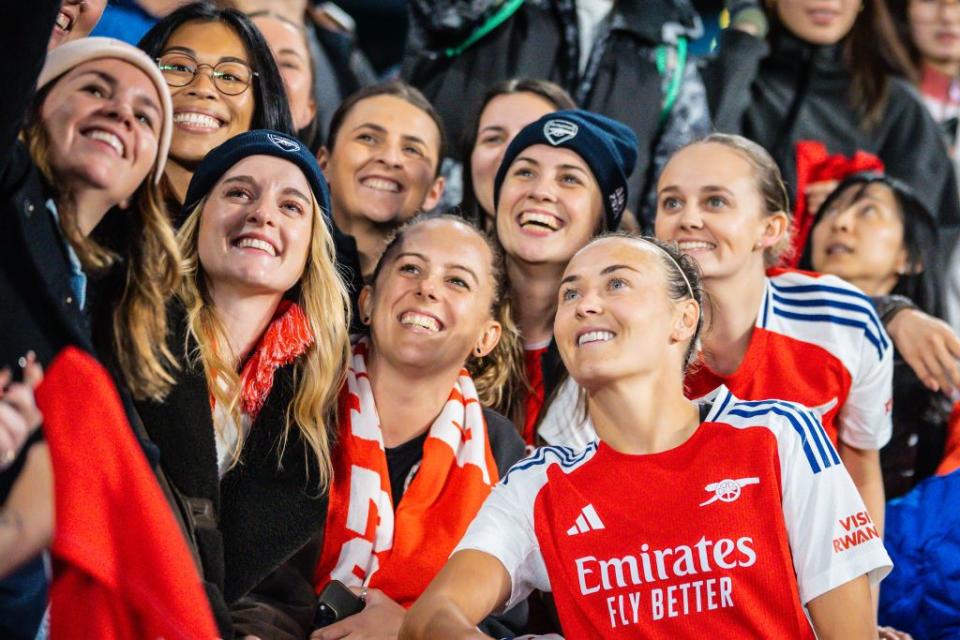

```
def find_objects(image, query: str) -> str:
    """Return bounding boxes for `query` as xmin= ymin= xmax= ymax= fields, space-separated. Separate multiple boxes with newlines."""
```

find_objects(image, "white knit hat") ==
xmin=38 ymin=37 xmax=172 ymax=184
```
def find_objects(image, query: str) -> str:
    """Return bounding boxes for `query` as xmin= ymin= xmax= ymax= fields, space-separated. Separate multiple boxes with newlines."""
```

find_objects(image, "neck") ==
xmin=507 ymin=256 xmax=565 ymax=347
xmin=927 ymin=57 xmax=960 ymax=79
xmin=209 ymin=284 xmax=284 ymax=366
xmin=700 ymin=267 xmax=767 ymax=376
xmin=846 ymin=275 xmax=896 ymax=297
xmin=366 ymin=345 xmax=461 ymax=448
xmin=164 ymin=160 xmax=192 ymax=206
xmin=71 ymin=188 xmax=116 ymax=236
xmin=333 ymin=208 xmax=395 ymax=280
xmin=589 ymin=371 xmax=700 ymax=455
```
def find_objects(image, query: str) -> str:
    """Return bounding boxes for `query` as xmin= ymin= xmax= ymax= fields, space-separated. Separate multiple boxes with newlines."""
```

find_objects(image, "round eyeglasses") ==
xmin=157 ymin=52 xmax=258 ymax=96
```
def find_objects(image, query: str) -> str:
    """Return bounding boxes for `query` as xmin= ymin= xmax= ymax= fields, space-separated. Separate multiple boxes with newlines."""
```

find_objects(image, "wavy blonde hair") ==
xmin=177 ymin=195 xmax=351 ymax=487
xmin=21 ymin=97 xmax=180 ymax=401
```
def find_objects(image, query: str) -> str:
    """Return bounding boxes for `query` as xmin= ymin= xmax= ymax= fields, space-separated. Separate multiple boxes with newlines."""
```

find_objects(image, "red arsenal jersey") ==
xmin=457 ymin=387 xmax=892 ymax=638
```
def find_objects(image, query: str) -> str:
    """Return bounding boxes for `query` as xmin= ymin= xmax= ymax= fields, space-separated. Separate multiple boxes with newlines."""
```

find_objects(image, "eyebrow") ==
xmin=658 ymin=185 xmax=735 ymax=196
xmin=222 ymin=176 xmax=310 ymax=200
xmin=478 ymin=125 xmax=507 ymax=135
xmin=282 ymin=186 xmax=310 ymax=203
xmin=394 ymin=251 xmax=480 ymax=284
xmin=559 ymin=264 xmax=640 ymax=286
xmin=277 ymin=47 xmax=307 ymax=59
xmin=161 ymin=46 xmax=249 ymax=65
xmin=222 ymin=175 xmax=256 ymax=187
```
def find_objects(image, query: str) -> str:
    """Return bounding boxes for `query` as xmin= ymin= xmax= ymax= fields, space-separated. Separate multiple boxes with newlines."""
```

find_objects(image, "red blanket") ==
xmin=36 ymin=346 xmax=217 ymax=639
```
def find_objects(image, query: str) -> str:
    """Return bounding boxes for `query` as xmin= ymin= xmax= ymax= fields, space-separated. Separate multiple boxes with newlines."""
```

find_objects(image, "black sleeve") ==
xmin=0 ymin=1 xmax=61 ymax=181
xmin=483 ymin=407 xmax=526 ymax=476
xmin=699 ymin=28 xmax=768 ymax=134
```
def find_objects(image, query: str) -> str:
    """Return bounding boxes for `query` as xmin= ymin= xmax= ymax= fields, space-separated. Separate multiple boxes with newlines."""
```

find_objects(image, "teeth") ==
xmin=677 ymin=241 xmax=715 ymax=251
xmin=400 ymin=312 xmax=440 ymax=332
xmin=86 ymin=130 xmax=124 ymax=157
xmin=236 ymin=237 xmax=277 ymax=256
xmin=56 ymin=11 xmax=72 ymax=31
xmin=174 ymin=112 xmax=221 ymax=129
xmin=519 ymin=212 xmax=561 ymax=230
xmin=361 ymin=177 xmax=401 ymax=193
xmin=578 ymin=331 xmax=615 ymax=347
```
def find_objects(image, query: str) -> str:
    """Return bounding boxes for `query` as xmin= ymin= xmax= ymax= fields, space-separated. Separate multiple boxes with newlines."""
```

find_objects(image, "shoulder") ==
xmin=709 ymin=386 xmax=841 ymax=474
xmin=764 ymin=269 xmax=890 ymax=363
xmin=500 ymin=441 xmax=600 ymax=490
xmin=482 ymin=407 xmax=526 ymax=475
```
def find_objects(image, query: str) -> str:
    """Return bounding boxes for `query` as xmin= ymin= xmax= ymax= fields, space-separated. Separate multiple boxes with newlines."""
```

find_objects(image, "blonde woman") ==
xmin=135 ymin=129 xmax=351 ymax=639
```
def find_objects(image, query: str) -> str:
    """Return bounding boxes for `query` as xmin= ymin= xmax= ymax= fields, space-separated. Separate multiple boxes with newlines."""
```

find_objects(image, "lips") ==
xmin=83 ymin=128 xmax=125 ymax=158
xmin=399 ymin=311 xmax=443 ymax=332
xmin=677 ymin=240 xmax=716 ymax=252
xmin=518 ymin=210 xmax=563 ymax=231
xmin=233 ymin=234 xmax=279 ymax=257
xmin=174 ymin=111 xmax=224 ymax=132
xmin=360 ymin=176 xmax=403 ymax=193
xmin=825 ymin=242 xmax=853 ymax=256
xmin=806 ymin=8 xmax=839 ymax=25
xmin=577 ymin=330 xmax=615 ymax=347
xmin=56 ymin=10 xmax=74 ymax=33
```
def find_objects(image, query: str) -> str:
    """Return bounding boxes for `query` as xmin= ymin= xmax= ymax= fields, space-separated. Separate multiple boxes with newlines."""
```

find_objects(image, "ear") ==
xmin=757 ymin=210 xmax=790 ymax=251
xmin=118 ymin=198 xmax=131 ymax=210
xmin=896 ymin=248 xmax=923 ymax=275
xmin=317 ymin=146 xmax=330 ymax=173
xmin=473 ymin=318 xmax=502 ymax=359
xmin=357 ymin=284 xmax=374 ymax=325
xmin=421 ymin=175 xmax=446 ymax=212
xmin=670 ymin=298 xmax=700 ymax=344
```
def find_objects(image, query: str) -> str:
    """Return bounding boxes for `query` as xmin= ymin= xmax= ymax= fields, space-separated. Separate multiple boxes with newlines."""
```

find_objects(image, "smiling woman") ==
xmin=47 ymin=0 xmax=108 ymax=51
xmin=138 ymin=1 xmax=294 ymax=208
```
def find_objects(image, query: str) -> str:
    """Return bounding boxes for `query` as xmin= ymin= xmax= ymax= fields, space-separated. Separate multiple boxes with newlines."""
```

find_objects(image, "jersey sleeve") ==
xmin=837 ymin=315 xmax=893 ymax=450
xmin=776 ymin=405 xmax=892 ymax=604
xmin=454 ymin=463 xmax=550 ymax=611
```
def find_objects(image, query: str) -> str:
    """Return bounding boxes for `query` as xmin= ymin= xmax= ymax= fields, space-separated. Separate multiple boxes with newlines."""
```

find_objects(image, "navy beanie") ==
xmin=180 ymin=130 xmax=331 ymax=226
xmin=492 ymin=109 xmax=639 ymax=230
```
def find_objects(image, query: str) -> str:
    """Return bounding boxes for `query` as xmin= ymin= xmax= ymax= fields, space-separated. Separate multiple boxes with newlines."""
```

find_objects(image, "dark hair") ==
xmin=368 ymin=213 xmax=524 ymax=414
xmin=138 ymin=1 xmax=295 ymax=135
xmin=325 ymin=81 xmax=447 ymax=176
xmin=460 ymin=78 xmax=577 ymax=227
xmin=247 ymin=9 xmax=322 ymax=152
xmin=770 ymin=0 xmax=916 ymax=124
xmin=806 ymin=172 xmax=943 ymax=317
xmin=678 ymin=133 xmax=793 ymax=266
xmin=888 ymin=0 xmax=935 ymax=78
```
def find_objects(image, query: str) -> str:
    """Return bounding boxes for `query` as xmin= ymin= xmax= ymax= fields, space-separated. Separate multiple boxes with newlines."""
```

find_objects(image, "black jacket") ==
xmin=703 ymin=27 xmax=960 ymax=252
xmin=402 ymin=0 xmax=704 ymax=218
xmin=135 ymin=304 xmax=330 ymax=639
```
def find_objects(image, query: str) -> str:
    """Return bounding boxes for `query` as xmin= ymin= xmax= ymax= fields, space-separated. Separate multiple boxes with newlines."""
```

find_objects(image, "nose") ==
xmin=574 ymin=288 xmax=603 ymax=318
xmin=246 ymin=200 xmax=276 ymax=227
xmin=414 ymin=273 xmax=441 ymax=301
xmin=102 ymin=98 xmax=136 ymax=130
xmin=526 ymin=174 xmax=558 ymax=203
xmin=374 ymin=141 xmax=403 ymax=169
xmin=182 ymin=67 xmax=219 ymax=100
xmin=677 ymin=203 xmax=704 ymax=230
xmin=830 ymin=206 xmax=855 ymax=232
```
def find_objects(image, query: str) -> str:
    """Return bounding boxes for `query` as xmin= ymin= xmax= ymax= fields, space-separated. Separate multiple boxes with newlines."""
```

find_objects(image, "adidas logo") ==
xmin=566 ymin=504 xmax=605 ymax=536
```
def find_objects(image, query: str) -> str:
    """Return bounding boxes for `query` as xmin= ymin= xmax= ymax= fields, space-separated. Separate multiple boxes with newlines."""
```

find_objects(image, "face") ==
xmin=555 ymin=238 xmax=698 ymax=391
xmin=253 ymin=15 xmax=316 ymax=131
xmin=775 ymin=0 xmax=861 ymax=45
xmin=470 ymin=92 xmax=558 ymax=218
xmin=321 ymin=95 xmax=444 ymax=231
xmin=810 ymin=183 xmax=908 ymax=295
xmin=162 ymin=21 xmax=256 ymax=165
xmin=41 ymin=58 xmax=162 ymax=206
xmin=197 ymin=155 xmax=314 ymax=297
xmin=495 ymin=144 xmax=604 ymax=268
xmin=655 ymin=143 xmax=784 ymax=282
xmin=49 ymin=0 xmax=108 ymax=50
xmin=360 ymin=219 xmax=501 ymax=373
xmin=909 ymin=0 xmax=960 ymax=67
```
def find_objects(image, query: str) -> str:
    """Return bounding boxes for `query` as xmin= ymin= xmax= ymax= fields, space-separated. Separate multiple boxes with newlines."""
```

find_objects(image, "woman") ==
xmin=319 ymin=81 xmax=447 ymax=284
xmin=655 ymin=133 xmax=892 ymax=546
xmin=704 ymin=0 xmax=960 ymax=254
xmin=460 ymin=78 xmax=575 ymax=229
xmin=311 ymin=214 xmax=526 ymax=639
xmin=138 ymin=1 xmax=294 ymax=206
xmin=491 ymin=109 xmax=637 ymax=442
xmin=0 ymin=4 xmax=196 ymax=636
xmin=249 ymin=10 xmax=320 ymax=151
xmin=808 ymin=173 xmax=951 ymax=499
xmin=401 ymin=234 xmax=891 ymax=638
xmin=134 ymin=129 xmax=351 ymax=638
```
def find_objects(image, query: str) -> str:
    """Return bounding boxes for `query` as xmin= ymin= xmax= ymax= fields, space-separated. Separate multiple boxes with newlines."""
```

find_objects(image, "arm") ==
xmin=0 ymin=443 xmax=53 ymax=580
xmin=884 ymin=308 xmax=960 ymax=395
xmin=807 ymin=575 xmax=875 ymax=640
xmin=400 ymin=549 xmax=511 ymax=640
xmin=838 ymin=443 xmax=884 ymax=612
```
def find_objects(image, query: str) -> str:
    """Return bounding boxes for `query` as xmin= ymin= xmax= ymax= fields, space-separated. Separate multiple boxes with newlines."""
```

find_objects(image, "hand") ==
xmin=804 ymin=180 xmax=840 ymax=217
xmin=878 ymin=626 xmax=913 ymax=640
xmin=311 ymin=588 xmax=406 ymax=640
xmin=885 ymin=309 xmax=960 ymax=394
xmin=0 ymin=352 xmax=44 ymax=471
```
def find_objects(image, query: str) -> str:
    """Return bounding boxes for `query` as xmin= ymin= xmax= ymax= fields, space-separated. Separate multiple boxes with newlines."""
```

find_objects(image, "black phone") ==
xmin=313 ymin=579 xmax=366 ymax=629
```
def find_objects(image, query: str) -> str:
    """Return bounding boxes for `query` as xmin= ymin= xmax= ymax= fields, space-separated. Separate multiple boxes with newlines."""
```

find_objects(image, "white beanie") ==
xmin=38 ymin=37 xmax=172 ymax=184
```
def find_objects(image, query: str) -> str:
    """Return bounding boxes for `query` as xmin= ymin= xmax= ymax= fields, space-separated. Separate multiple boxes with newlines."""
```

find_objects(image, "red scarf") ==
xmin=314 ymin=340 xmax=498 ymax=607
xmin=38 ymin=347 xmax=218 ymax=639
xmin=788 ymin=141 xmax=885 ymax=266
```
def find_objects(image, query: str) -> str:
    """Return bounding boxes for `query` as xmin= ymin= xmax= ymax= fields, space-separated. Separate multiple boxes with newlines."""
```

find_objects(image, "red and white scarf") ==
xmin=315 ymin=340 xmax=498 ymax=607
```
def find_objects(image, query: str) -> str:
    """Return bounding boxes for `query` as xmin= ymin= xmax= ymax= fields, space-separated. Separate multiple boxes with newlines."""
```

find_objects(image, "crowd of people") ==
xmin=1 ymin=0 xmax=959 ymax=638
